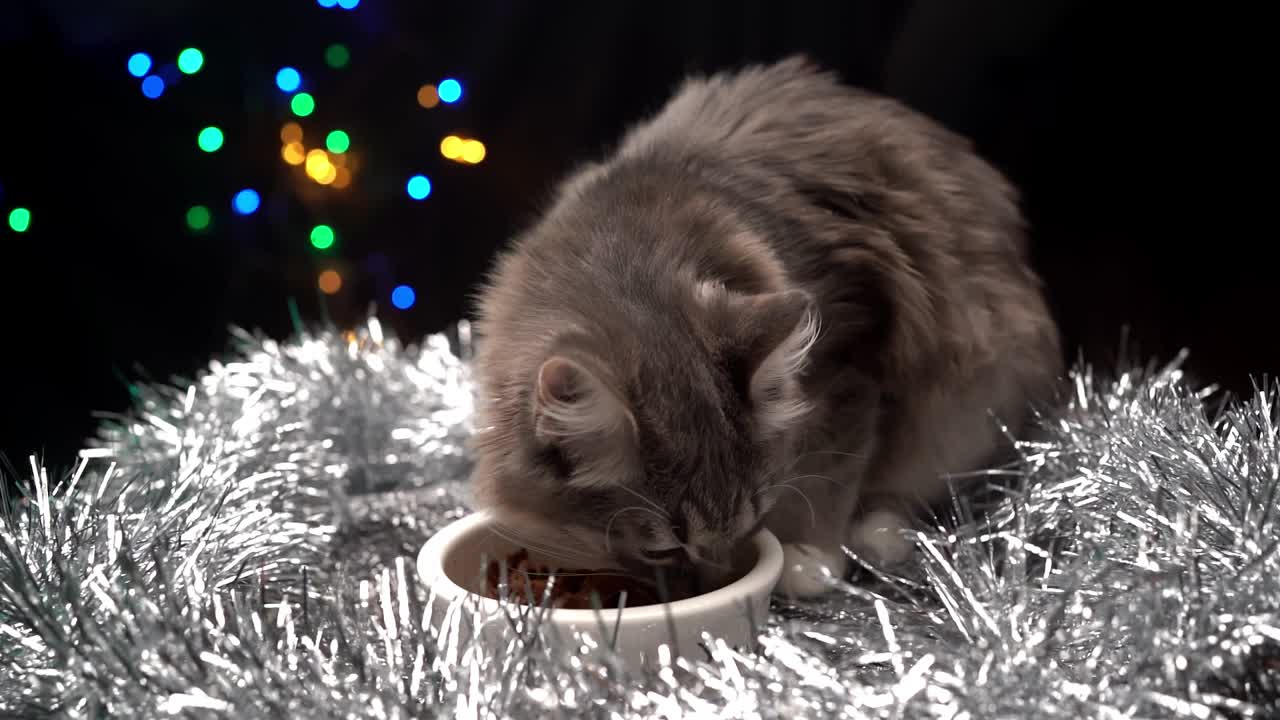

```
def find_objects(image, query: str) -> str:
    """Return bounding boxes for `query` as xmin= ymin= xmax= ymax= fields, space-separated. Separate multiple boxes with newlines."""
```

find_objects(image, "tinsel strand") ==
xmin=2 ymin=317 xmax=1276 ymax=718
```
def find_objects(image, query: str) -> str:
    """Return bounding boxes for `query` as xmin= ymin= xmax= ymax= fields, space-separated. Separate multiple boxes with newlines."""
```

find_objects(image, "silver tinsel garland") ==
xmin=2 ymin=317 xmax=1277 ymax=718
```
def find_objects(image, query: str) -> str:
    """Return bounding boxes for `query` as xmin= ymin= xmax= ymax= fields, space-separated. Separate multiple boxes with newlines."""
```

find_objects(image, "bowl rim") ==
xmin=417 ymin=509 xmax=783 ymax=625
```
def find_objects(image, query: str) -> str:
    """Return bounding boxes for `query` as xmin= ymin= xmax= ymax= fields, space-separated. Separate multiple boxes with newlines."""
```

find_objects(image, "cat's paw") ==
xmin=775 ymin=543 xmax=846 ymax=598
xmin=847 ymin=509 xmax=914 ymax=566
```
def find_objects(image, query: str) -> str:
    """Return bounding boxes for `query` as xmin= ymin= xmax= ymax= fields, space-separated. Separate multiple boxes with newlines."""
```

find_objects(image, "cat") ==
xmin=466 ymin=56 xmax=1062 ymax=598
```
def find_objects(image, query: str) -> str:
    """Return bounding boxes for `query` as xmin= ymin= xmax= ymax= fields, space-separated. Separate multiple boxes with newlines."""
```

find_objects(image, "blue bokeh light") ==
xmin=232 ymin=189 xmax=261 ymax=215
xmin=275 ymin=67 xmax=301 ymax=93
xmin=127 ymin=53 xmax=152 ymax=78
xmin=391 ymin=285 xmax=416 ymax=310
xmin=406 ymin=175 xmax=432 ymax=200
xmin=437 ymin=78 xmax=462 ymax=103
xmin=141 ymin=75 xmax=165 ymax=99
xmin=337 ymin=0 xmax=361 ymax=8
xmin=317 ymin=0 xmax=338 ymax=6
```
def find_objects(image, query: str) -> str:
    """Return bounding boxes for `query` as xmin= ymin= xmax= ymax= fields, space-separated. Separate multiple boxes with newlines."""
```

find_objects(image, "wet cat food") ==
xmin=482 ymin=549 xmax=690 ymax=609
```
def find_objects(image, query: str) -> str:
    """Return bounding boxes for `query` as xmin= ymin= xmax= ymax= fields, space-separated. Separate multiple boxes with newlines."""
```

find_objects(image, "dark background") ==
xmin=2 ymin=1 xmax=1274 ymax=476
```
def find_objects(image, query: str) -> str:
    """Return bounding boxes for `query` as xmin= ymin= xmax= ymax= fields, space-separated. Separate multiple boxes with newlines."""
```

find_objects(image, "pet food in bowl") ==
xmin=481 ymin=549 xmax=695 ymax=609
xmin=418 ymin=510 xmax=784 ymax=666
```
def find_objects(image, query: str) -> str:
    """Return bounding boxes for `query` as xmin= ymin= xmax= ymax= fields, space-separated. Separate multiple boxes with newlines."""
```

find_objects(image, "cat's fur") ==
xmin=468 ymin=56 xmax=1062 ymax=597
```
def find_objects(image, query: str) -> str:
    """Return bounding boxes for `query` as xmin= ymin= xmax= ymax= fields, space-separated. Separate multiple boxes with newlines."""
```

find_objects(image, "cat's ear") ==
xmin=532 ymin=354 xmax=635 ymax=443
xmin=725 ymin=289 xmax=819 ymax=435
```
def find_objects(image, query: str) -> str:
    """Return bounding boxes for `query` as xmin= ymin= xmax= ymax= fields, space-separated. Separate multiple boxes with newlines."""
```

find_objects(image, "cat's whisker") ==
xmin=603 ymin=506 xmax=669 ymax=556
xmin=756 ymin=450 xmax=861 ymax=488
xmin=755 ymin=473 xmax=838 ymax=493
xmin=488 ymin=524 xmax=581 ymax=566
xmin=517 ymin=570 xmax=636 ymax=579
xmin=677 ymin=542 xmax=732 ymax=572
xmin=797 ymin=449 xmax=866 ymax=460
xmin=489 ymin=522 xmax=598 ymax=566
xmin=778 ymin=449 xmax=867 ymax=475
xmin=753 ymin=484 xmax=818 ymax=528
xmin=616 ymin=485 xmax=669 ymax=518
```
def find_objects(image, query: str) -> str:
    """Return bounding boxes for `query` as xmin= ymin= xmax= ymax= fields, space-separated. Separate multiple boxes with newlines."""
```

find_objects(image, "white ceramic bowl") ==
xmin=417 ymin=509 xmax=783 ymax=667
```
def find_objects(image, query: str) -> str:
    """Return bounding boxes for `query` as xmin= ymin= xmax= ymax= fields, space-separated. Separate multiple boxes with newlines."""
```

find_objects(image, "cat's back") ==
xmin=481 ymin=56 xmax=1055 ymax=387
xmin=613 ymin=57 xmax=1056 ymax=386
xmin=615 ymin=57 xmax=962 ymax=180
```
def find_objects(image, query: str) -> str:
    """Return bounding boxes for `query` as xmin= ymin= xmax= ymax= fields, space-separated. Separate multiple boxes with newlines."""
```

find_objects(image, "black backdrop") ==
xmin=2 ymin=1 xmax=1275 ymax=473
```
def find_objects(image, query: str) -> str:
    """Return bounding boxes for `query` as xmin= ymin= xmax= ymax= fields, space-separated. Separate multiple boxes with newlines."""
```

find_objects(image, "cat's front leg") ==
xmin=776 ymin=540 xmax=847 ymax=598
xmin=762 ymin=461 xmax=863 ymax=599
xmin=846 ymin=504 xmax=915 ymax=567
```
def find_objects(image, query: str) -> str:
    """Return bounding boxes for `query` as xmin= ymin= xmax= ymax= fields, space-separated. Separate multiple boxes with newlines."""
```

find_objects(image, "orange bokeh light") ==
xmin=282 ymin=142 xmax=306 ymax=165
xmin=332 ymin=166 xmax=352 ymax=189
xmin=318 ymin=270 xmax=342 ymax=294
xmin=417 ymin=84 xmax=440 ymax=109
xmin=280 ymin=122 xmax=303 ymax=144
xmin=305 ymin=149 xmax=331 ymax=179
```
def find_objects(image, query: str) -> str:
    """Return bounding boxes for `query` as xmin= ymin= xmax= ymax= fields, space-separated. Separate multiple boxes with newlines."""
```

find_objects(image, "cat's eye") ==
xmin=640 ymin=546 xmax=684 ymax=562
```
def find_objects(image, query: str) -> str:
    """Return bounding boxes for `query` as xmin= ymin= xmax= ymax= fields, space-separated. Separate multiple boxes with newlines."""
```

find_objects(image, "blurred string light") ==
xmin=440 ymin=135 xmax=463 ymax=159
xmin=127 ymin=53 xmax=151 ymax=77
xmin=416 ymin=84 xmax=439 ymax=109
xmin=197 ymin=126 xmax=224 ymax=152
xmin=305 ymin=149 xmax=337 ymax=185
xmin=282 ymin=142 xmax=306 ymax=165
xmin=280 ymin=122 xmax=303 ymax=144
xmin=391 ymin=285 xmax=416 ymax=309
xmin=177 ymin=48 xmax=204 ymax=74
xmin=232 ymin=189 xmax=260 ymax=215
xmin=440 ymin=135 xmax=485 ymax=164
xmin=291 ymin=92 xmax=315 ymax=117
xmin=318 ymin=270 xmax=342 ymax=294
xmin=310 ymin=224 xmax=335 ymax=250
xmin=332 ymin=166 xmax=352 ymax=189
xmin=325 ymin=130 xmax=350 ymax=153
xmin=324 ymin=44 xmax=350 ymax=69
xmin=461 ymin=140 xmax=486 ymax=164
xmin=317 ymin=0 xmax=338 ymax=6
xmin=437 ymin=78 xmax=462 ymax=103
xmin=275 ymin=67 xmax=301 ymax=93
xmin=186 ymin=205 xmax=211 ymax=231
xmin=141 ymin=76 xmax=165 ymax=99
xmin=406 ymin=175 xmax=431 ymax=200
xmin=305 ymin=149 xmax=328 ymax=176
xmin=8 ymin=207 xmax=31 ymax=233
xmin=337 ymin=0 xmax=361 ymax=8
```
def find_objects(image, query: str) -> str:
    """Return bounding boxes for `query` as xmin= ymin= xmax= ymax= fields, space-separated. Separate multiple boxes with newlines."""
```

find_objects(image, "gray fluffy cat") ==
xmin=468 ymin=57 xmax=1062 ymax=597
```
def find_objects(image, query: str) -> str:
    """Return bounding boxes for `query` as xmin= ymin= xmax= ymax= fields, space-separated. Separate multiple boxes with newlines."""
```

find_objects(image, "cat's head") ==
xmin=471 ymin=280 xmax=818 ymax=583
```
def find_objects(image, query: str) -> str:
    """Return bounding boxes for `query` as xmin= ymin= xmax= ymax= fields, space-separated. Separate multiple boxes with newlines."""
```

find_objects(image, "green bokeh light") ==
xmin=324 ymin=43 xmax=350 ymax=69
xmin=177 ymin=48 xmax=204 ymax=74
xmin=186 ymin=205 xmax=211 ymax=231
xmin=8 ymin=207 xmax=31 ymax=233
xmin=310 ymin=224 xmax=335 ymax=250
xmin=291 ymin=92 xmax=315 ymax=117
xmin=325 ymin=130 xmax=350 ymax=153
xmin=197 ymin=126 xmax=224 ymax=152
